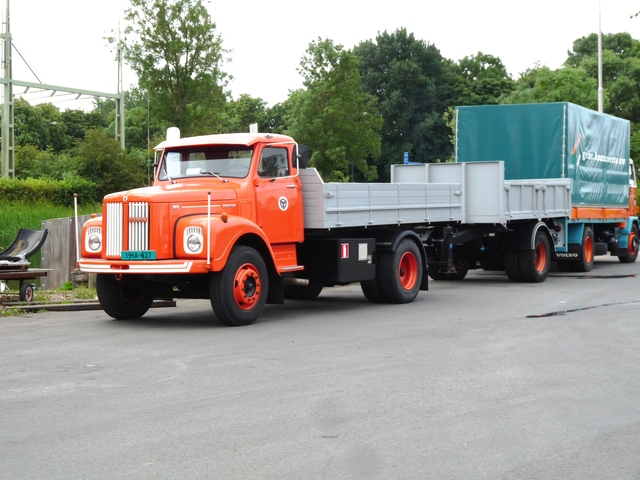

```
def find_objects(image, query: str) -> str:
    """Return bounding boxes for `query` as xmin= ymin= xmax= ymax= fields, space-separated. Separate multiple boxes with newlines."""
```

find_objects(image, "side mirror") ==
xmin=297 ymin=145 xmax=310 ymax=169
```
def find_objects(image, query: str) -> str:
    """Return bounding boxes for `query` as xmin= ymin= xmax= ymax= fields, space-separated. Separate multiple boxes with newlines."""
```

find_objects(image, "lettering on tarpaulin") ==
xmin=578 ymin=151 xmax=626 ymax=166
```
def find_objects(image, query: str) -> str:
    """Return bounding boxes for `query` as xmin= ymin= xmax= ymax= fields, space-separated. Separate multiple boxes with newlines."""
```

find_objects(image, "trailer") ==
xmin=454 ymin=102 xmax=638 ymax=276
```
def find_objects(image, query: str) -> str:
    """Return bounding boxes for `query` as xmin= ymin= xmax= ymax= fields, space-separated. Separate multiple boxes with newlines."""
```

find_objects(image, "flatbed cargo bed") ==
xmin=300 ymin=161 xmax=571 ymax=229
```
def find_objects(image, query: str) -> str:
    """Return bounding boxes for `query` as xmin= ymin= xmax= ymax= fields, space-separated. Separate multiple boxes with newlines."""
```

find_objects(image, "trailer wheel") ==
xmin=378 ymin=239 xmax=423 ymax=303
xmin=518 ymin=230 xmax=551 ymax=282
xmin=96 ymin=274 xmax=154 ymax=319
xmin=210 ymin=246 xmax=268 ymax=326
xmin=504 ymin=252 xmax=522 ymax=282
xmin=284 ymin=281 xmax=324 ymax=300
xmin=428 ymin=252 xmax=470 ymax=281
xmin=19 ymin=282 xmax=35 ymax=302
xmin=618 ymin=224 xmax=639 ymax=263
xmin=572 ymin=226 xmax=594 ymax=272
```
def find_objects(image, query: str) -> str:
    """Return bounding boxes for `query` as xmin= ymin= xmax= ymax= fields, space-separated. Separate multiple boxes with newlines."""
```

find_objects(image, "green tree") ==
xmin=71 ymin=129 xmax=147 ymax=197
xmin=354 ymin=28 xmax=452 ymax=180
xmin=116 ymin=0 xmax=229 ymax=135
xmin=449 ymin=52 xmax=515 ymax=105
xmin=261 ymin=100 xmax=296 ymax=134
xmin=224 ymin=94 xmax=269 ymax=132
xmin=500 ymin=65 xmax=599 ymax=108
xmin=61 ymin=108 xmax=109 ymax=147
xmin=14 ymin=99 xmax=67 ymax=152
xmin=288 ymin=38 xmax=382 ymax=182
xmin=564 ymin=32 xmax=640 ymax=122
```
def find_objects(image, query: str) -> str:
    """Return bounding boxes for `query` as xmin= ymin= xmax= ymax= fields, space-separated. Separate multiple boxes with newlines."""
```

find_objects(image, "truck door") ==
xmin=254 ymin=146 xmax=304 ymax=244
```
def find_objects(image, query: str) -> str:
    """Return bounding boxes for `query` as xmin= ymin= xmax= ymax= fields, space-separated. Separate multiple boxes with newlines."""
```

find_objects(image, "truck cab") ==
xmin=80 ymin=132 xmax=309 ymax=325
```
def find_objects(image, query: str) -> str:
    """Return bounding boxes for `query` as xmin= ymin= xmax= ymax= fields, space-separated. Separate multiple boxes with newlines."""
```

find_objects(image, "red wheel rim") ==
xmin=629 ymin=231 xmax=638 ymax=255
xmin=535 ymin=241 xmax=547 ymax=273
xmin=233 ymin=263 xmax=262 ymax=310
xmin=584 ymin=235 xmax=594 ymax=263
xmin=398 ymin=252 xmax=419 ymax=290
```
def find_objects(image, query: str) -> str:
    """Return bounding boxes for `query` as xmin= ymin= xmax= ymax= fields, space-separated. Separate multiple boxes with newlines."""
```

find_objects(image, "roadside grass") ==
xmin=0 ymin=201 xmax=101 ymax=252
xmin=0 ymin=201 xmax=101 ymax=304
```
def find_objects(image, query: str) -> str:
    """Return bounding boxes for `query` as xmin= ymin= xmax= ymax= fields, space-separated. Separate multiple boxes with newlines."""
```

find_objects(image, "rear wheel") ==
xmin=378 ymin=239 xmax=423 ymax=304
xmin=618 ymin=224 xmax=639 ymax=263
xmin=210 ymin=246 xmax=268 ymax=326
xmin=97 ymin=274 xmax=154 ymax=319
xmin=518 ymin=230 xmax=551 ymax=283
xmin=504 ymin=252 xmax=522 ymax=282
xmin=572 ymin=226 xmax=594 ymax=272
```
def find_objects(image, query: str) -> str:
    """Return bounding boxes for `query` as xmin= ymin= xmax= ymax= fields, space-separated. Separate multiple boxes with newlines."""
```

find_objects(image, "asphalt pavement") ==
xmin=1 ymin=256 xmax=640 ymax=479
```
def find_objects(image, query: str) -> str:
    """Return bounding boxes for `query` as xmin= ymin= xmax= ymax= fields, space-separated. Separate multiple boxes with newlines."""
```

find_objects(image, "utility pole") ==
xmin=0 ymin=0 xmax=125 ymax=177
xmin=1 ymin=0 xmax=14 ymax=178
xmin=597 ymin=0 xmax=604 ymax=113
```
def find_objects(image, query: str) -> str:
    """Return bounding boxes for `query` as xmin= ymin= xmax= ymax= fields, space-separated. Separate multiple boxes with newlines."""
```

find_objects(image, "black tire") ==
xmin=427 ymin=266 xmax=448 ymax=281
xmin=427 ymin=250 xmax=469 ymax=281
xmin=378 ymin=239 xmax=423 ymax=304
xmin=618 ymin=224 xmax=639 ymax=264
xmin=210 ymin=246 xmax=268 ymax=326
xmin=96 ymin=274 xmax=154 ymax=320
xmin=556 ymin=261 xmax=574 ymax=272
xmin=19 ymin=283 xmax=35 ymax=302
xmin=284 ymin=281 xmax=324 ymax=300
xmin=504 ymin=252 xmax=522 ymax=282
xmin=518 ymin=230 xmax=551 ymax=283
xmin=572 ymin=226 xmax=594 ymax=272
xmin=361 ymin=277 xmax=385 ymax=303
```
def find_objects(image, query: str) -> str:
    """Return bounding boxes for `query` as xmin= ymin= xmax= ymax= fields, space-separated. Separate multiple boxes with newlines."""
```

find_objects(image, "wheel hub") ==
xmin=233 ymin=264 xmax=261 ymax=310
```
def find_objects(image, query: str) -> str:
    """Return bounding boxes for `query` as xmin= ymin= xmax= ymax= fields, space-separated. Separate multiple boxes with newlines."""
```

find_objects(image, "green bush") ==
xmin=0 ymin=177 xmax=100 ymax=206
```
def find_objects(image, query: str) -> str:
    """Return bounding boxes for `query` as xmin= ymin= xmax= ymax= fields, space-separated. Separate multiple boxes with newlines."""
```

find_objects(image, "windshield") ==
xmin=158 ymin=146 xmax=253 ymax=180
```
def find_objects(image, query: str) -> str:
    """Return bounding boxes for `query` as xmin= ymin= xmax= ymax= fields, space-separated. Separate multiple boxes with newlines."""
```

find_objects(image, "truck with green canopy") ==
xmin=425 ymin=102 xmax=638 ymax=280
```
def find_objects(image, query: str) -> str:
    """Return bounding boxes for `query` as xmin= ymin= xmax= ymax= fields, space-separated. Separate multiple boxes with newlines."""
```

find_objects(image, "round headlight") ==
xmin=186 ymin=234 xmax=202 ymax=252
xmin=88 ymin=233 xmax=102 ymax=251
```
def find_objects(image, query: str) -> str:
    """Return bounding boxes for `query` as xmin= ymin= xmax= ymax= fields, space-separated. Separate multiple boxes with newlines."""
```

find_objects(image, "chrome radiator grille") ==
xmin=105 ymin=202 xmax=150 ymax=257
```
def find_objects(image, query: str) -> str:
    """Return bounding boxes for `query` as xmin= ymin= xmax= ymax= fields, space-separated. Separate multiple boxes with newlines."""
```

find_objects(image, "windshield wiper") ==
xmin=201 ymin=171 xmax=228 ymax=183
xmin=162 ymin=163 xmax=175 ymax=184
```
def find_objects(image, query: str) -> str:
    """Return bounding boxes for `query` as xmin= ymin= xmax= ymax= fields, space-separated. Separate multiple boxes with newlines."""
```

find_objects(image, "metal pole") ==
xmin=597 ymin=0 xmax=604 ymax=112
xmin=1 ymin=0 xmax=14 ymax=178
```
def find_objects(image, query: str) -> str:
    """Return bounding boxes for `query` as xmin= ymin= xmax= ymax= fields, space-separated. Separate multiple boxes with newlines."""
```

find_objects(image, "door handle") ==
xmin=286 ymin=185 xmax=297 ymax=188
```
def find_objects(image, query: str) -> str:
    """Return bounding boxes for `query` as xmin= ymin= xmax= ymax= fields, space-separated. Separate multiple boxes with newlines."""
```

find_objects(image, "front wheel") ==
xmin=210 ymin=246 xmax=268 ymax=326
xmin=378 ymin=239 xmax=423 ymax=304
xmin=96 ymin=274 xmax=154 ymax=319
xmin=618 ymin=224 xmax=639 ymax=263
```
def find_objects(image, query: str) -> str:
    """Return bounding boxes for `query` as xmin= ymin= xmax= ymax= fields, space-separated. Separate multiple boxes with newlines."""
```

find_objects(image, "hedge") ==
xmin=0 ymin=177 xmax=100 ymax=207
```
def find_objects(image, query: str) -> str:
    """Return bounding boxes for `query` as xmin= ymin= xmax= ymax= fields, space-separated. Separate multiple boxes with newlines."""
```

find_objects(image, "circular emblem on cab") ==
xmin=278 ymin=196 xmax=289 ymax=211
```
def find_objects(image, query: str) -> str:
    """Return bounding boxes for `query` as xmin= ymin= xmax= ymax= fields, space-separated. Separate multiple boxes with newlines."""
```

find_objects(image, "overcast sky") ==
xmin=7 ymin=0 xmax=640 ymax=110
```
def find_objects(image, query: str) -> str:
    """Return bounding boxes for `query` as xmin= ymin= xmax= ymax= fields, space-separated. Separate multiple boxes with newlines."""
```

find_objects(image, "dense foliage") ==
xmin=7 ymin=0 xmax=640 ymax=190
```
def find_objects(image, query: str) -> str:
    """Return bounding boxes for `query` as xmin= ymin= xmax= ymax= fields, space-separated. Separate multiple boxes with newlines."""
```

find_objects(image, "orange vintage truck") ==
xmin=78 ymin=103 xmax=637 ymax=326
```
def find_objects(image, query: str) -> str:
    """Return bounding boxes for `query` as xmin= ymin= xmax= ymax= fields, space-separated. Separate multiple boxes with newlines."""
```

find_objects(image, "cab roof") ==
xmin=155 ymin=132 xmax=295 ymax=150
